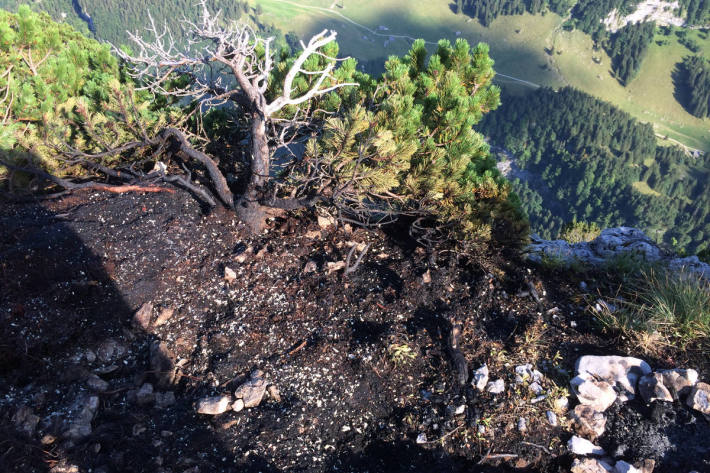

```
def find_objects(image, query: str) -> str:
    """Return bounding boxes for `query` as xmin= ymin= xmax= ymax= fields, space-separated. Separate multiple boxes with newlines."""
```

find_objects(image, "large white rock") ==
xmin=570 ymin=373 xmax=617 ymax=412
xmin=570 ymin=405 xmax=607 ymax=440
xmin=525 ymin=227 xmax=710 ymax=280
xmin=568 ymin=435 xmax=606 ymax=456
xmin=591 ymin=228 xmax=661 ymax=262
xmin=686 ymin=382 xmax=710 ymax=415
xmin=668 ymin=256 xmax=710 ymax=279
xmin=576 ymin=355 xmax=651 ymax=402
xmin=657 ymin=369 xmax=698 ymax=400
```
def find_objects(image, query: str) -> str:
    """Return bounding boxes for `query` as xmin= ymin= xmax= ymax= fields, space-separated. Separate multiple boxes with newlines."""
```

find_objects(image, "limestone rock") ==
xmin=234 ymin=370 xmax=268 ymax=408
xmin=154 ymin=307 xmax=175 ymax=327
xmin=231 ymin=399 xmax=245 ymax=412
xmin=570 ymin=405 xmax=607 ymax=440
xmin=686 ymin=382 xmax=710 ymax=415
xmin=668 ymin=256 xmax=710 ymax=279
xmin=517 ymin=417 xmax=527 ymax=432
xmin=575 ymin=355 xmax=651 ymax=402
xmin=472 ymin=364 xmax=489 ymax=391
xmin=267 ymin=385 xmax=281 ymax=403
xmin=196 ymin=395 xmax=232 ymax=415
xmin=133 ymin=302 xmax=153 ymax=330
xmin=568 ymin=435 xmax=606 ymax=456
xmin=514 ymin=363 xmax=543 ymax=384
xmin=613 ymin=460 xmax=642 ymax=473
xmin=570 ymin=373 xmax=617 ymax=412
xmin=638 ymin=373 xmax=673 ymax=403
xmin=65 ymin=395 xmax=99 ymax=440
xmin=525 ymin=227 xmax=710 ymax=279
xmin=554 ymin=396 xmax=570 ymax=412
xmin=571 ymin=458 xmax=614 ymax=473
xmin=546 ymin=410 xmax=558 ymax=426
xmin=657 ymin=369 xmax=698 ymax=400
xmin=486 ymin=379 xmax=505 ymax=394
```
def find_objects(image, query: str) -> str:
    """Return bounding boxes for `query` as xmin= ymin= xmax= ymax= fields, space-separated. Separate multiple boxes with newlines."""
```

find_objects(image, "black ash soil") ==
xmin=1 ymin=190 xmax=708 ymax=472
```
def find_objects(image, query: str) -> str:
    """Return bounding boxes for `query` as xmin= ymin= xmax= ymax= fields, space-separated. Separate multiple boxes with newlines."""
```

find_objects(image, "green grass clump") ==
xmin=595 ymin=269 xmax=710 ymax=349
xmin=559 ymin=220 xmax=601 ymax=244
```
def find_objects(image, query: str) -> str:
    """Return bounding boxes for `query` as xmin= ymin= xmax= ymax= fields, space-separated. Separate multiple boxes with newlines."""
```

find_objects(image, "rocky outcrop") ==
xmin=525 ymin=227 xmax=710 ymax=279
xmin=568 ymin=354 xmax=708 ymax=473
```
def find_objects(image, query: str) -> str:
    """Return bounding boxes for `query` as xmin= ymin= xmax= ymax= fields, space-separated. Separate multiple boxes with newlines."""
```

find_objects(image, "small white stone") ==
xmin=486 ymin=379 xmax=505 ymax=394
xmin=454 ymin=404 xmax=465 ymax=415
xmin=472 ymin=364 xmax=489 ymax=391
xmin=231 ymin=399 xmax=245 ymax=412
xmin=686 ymin=382 xmax=710 ymax=415
xmin=613 ymin=460 xmax=642 ymax=473
xmin=136 ymin=383 xmax=154 ymax=405
xmin=197 ymin=395 xmax=231 ymax=415
xmin=567 ymin=435 xmax=606 ymax=456
xmin=546 ymin=410 xmax=558 ymax=426
xmin=85 ymin=349 xmax=97 ymax=363
xmin=529 ymin=381 xmax=544 ymax=395
xmin=416 ymin=433 xmax=427 ymax=444
xmin=517 ymin=417 xmax=527 ymax=432
xmin=224 ymin=266 xmax=237 ymax=283
xmin=571 ymin=458 xmax=614 ymax=473
xmin=554 ymin=396 xmax=570 ymax=412
xmin=86 ymin=374 xmax=109 ymax=392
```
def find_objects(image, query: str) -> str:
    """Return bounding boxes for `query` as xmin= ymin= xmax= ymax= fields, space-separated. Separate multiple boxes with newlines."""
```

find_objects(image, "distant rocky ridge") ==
xmin=525 ymin=227 xmax=710 ymax=279
xmin=603 ymin=0 xmax=685 ymax=33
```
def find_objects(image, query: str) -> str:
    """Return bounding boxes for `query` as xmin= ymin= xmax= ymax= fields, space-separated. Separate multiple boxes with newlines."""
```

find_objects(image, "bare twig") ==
xmin=345 ymin=242 xmax=371 ymax=275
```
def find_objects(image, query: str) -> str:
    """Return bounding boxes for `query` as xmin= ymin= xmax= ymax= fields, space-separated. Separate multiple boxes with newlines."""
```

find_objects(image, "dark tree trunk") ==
xmin=237 ymin=112 xmax=270 ymax=232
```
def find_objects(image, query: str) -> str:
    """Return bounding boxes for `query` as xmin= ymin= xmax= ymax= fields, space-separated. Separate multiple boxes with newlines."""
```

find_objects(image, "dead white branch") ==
xmin=114 ymin=0 xmax=357 ymax=231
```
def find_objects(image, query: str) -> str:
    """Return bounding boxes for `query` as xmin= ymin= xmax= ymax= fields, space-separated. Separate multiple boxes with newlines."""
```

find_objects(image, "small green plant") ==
xmin=388 ymin=343 xmax=417 ymax=366
xmin=559 ymin=220 xmax=601 ymax=244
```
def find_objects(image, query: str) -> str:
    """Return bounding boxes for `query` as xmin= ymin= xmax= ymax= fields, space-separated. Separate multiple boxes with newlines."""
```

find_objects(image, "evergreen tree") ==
xmin=606 ymin=22 xmax=655 ymax=86
xmin=304 ymin=39 xmax=527 ymax=245
xmin=678 ymin=55 xmax=710 ymax=118
xmin=0 ymin=6 xmax=176 ymax=176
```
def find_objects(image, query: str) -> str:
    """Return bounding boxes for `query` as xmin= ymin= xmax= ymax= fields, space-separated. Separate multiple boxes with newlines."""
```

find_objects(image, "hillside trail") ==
xmin=270 ymin=0 xmax=541 ymax=88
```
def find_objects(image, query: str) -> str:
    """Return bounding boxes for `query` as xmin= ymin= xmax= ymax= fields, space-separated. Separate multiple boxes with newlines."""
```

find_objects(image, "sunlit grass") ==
xmin=594 ymin=269 xmax=710 ymax=351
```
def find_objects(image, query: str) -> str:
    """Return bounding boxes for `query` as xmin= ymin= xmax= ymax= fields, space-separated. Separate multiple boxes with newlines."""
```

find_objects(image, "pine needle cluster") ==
xmin=303 ymin=39 xmax=528 ymax=246
xmin=0 ymin=6 xmax=177 ymax=181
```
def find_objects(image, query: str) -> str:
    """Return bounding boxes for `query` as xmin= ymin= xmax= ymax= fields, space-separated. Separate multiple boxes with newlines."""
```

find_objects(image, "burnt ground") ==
xmin=0 ymin=189 xmax=708 ymax=473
